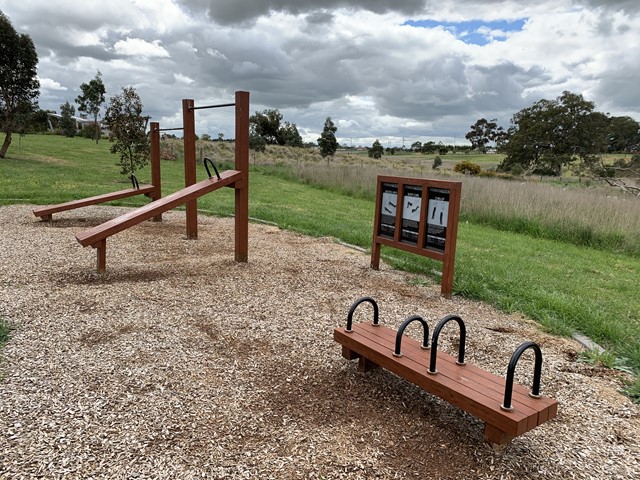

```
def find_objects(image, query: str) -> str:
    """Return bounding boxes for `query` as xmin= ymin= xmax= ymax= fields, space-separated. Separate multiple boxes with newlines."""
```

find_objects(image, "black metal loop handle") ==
xmin=346 ymin=297 xmax=379 ymax=333
xmin=501 ymin=342 xmax=543 ymax=411
xmin=204 ymin=157 xmax=221 ymax=180
xmin=130 ymin=174 xmax=140 ymax=190
xmin=393 ymin=315 xmax=429 ymax=357
xmin=428 ymin=314 xmax=466 ymax=374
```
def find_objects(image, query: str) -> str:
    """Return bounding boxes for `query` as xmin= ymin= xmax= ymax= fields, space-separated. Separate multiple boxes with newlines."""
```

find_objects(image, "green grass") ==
xmin=1 ymin=133 xmax=639 ymax=396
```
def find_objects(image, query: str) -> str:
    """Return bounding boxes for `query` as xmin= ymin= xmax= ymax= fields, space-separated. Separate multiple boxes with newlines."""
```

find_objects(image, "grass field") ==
xmin=1 ymin=133 xmax=639 ymax=398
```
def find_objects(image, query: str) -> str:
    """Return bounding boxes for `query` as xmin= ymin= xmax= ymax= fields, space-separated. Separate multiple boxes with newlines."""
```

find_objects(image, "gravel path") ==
xmin=0 ymin=204 xmax=638 ymax=479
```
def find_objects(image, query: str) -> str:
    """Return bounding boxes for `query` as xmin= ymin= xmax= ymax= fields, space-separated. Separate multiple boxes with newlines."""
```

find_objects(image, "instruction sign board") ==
xmin=379 ymin=183 xmax=398 ymax=238
xmin=425 ymin=187 xmax=450 ymax=252
xmin=371 ymin=176 xmax=461 ymax=298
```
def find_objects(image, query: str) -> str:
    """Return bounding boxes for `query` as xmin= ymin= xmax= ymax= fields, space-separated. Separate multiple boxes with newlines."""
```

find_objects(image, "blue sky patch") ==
xmin=403 ymin=19 xmax=526 ymax=46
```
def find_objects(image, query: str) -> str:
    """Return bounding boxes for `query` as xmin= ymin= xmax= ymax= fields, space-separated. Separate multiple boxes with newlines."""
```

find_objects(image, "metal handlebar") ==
xmin=204 ymin=157 xmax=221 ymax=180
xmin=501 ymin=341 xmax=543 ymax=411
xmin=394 ymin=315 xmax=430 ymax=357
xmin=428 ymin=314 xmax=466 ymax=374
xmin=346 ymin=297 xmax=379 ymax=332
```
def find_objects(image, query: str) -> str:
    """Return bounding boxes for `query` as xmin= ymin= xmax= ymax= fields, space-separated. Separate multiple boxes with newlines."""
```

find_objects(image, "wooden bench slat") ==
xmin=76 ymin=171 xmax=242 ymax=247
xmin=33 ymin=185 xmax=156 ymax=219
xmin=335 ymin=323 xmax=557 ymax=438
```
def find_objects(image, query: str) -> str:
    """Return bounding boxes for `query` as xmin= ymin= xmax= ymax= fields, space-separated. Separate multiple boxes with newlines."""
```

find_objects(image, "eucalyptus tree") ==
xmin=75 ymin=71 xmax=106 ymax=144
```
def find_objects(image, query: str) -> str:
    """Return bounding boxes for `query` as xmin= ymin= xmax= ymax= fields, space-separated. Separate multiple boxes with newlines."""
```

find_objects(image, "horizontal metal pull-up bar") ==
xmin=156 ymin=127 xmax=184 ymax=132
xmin=190 ymin=102 xmax=236 ymax=111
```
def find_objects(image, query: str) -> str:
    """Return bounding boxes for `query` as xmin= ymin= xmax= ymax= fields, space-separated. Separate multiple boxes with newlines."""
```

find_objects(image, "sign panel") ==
xmin=425 ymin=187 xmax=450 ymax=252
xmin=371 ymin=175 xmax=461 ymax=298
xmin=401 ymin=185 xmax=422 ymax=245
xmin=379 ymin=182 xmax=398 ymax=238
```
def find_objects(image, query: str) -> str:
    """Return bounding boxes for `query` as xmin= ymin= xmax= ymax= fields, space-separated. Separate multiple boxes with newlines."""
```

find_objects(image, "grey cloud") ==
xmin=178 ymin=0 xmax=427 ymax=25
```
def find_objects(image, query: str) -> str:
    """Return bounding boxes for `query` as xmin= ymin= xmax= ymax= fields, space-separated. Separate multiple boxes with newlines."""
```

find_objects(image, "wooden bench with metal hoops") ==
xmin=333 ymin=297 xmax=558 ymax=445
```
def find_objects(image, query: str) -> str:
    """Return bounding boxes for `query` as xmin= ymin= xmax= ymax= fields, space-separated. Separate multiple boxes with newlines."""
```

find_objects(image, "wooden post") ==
xmin=182 ymin=99 xmax=198 ymax=239
xmin=96 ymin=239 xmax=106 ymax=273
xmin=149 ymin=122 xmax=162 ymax=222
xmin=234 ymin=91 xmax=250 ymax=262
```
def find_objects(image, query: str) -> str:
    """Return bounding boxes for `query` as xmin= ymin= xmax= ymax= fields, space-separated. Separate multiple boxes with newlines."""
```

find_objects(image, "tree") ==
xmin=410 ymin=140 xmax=422 ymax=152
xmin=368 ymin=139 xmax=384 ymax=159
xmin=59 ymin=101 xmax=77 ymax=137
xmin=607 ymin=116 xmax=640 ymax=153
xmin=500 ymin=91 xmax=609 ymax=175
xmin=249 ymin=124 xmax=266 ymax=152
xmin=103 ymin=86 xmax=149 ymax=177
xmin=318 ymin=116 xmax=338 ymax=158
xmin=278 ymin=121 xmax=303 ymax=147
xmin=465 ymin=118 xmax=505 ymax=153
xmin=250 ymin=109 xmax=282 ymax=145
xmin=75 ymin=70 xmax=106 ymax=144
xmin=0 ymin=12 xmax=40 ymax=158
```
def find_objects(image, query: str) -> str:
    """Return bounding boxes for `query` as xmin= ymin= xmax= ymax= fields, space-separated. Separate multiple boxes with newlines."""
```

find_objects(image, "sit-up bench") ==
xmin=75 ymin=169 xmax=243 ymax=272
xmin=333 ymin=297 xmax=558 ymax=445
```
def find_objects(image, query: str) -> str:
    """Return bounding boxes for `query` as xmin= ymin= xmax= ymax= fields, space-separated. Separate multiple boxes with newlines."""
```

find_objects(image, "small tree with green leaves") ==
xmin=318 ymin=116 xmax=338 ymax=159
xmin=368 ymin=139 xmax=384 ymax=159
xmin=75 ymin=70 xmax=106 ymax=144
xmin=59 ymin=101 xmax=76 ymax=137
xmin=0 ymin=12 xmax=40 ymax=158
xmin=104 ymin=86 xmax=149 ymax=177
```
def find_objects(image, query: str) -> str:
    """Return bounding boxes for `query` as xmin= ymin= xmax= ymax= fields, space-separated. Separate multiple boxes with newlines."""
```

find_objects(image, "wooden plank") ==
xmin=76 ymin=170 xmax=242 ymax=247
xmin=33 ymin=185 xmax=156 ymax=219
xmin=335 ymin=323 xmax=557 ymax=437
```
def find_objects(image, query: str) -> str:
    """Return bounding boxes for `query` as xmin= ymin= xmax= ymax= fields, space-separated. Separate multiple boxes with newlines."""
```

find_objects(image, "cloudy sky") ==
xmin=1 ymin=0 xmax=639 ymax=147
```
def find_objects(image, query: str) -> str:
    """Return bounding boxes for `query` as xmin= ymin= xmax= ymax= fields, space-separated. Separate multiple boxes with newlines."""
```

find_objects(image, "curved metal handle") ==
xmin=428 ymin=314 xmax=466 ymax=374
xmin=394 ymin=315 xmax=429 ymax=357
xmin=346 ymin=297 xmax=379 ymax=332
xmin=501 ymin=341 xmax=543 ymax=411
xmin=204 ymin=157 xmax=221 ymax=180
xmin=130 ymin=174 xmax=140 ymax=190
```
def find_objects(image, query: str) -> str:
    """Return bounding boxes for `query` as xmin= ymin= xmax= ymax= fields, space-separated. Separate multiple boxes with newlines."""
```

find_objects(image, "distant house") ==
xmin=46 ymin=112 xmax=102 ymax=132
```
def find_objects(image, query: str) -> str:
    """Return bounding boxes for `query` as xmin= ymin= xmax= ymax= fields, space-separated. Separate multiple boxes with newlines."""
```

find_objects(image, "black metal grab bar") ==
xmin=130 ymin=174 xmax=140 ymax=190
xmin=501 ymin=341 xmax=543 ymax=411
xmin=393 ymin=315 xmax=430 ymax=357
xmin=204 ymin=157 xmax=221 ymax=180
xmin=346 ymin=297 xmax=379 ymax=332
xmin=191 ymin=102 xmax=235 ymax=110
xmin=428 ymin=314 xmax=466 ymax=374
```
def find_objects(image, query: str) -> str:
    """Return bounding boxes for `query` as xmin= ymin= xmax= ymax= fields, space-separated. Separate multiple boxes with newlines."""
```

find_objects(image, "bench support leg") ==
xmin=358 ymin=356 xmax=378 ymax=373
xmin=483 ymin=423 xmax=513 ymax=446
xmin=341 ymin=346 xmax=359 ymax=360
xmin=40 ymin=214 xmax=52 ymax=222
xmin=94 ymin=239 xmax=107 ymax=273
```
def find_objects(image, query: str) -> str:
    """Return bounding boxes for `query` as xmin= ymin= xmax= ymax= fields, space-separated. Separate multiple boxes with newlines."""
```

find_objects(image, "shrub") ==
xmin=432 ymin=156 xmax=442 ymax=169
xmin=454 ymin=160 xmax=481 ymax=175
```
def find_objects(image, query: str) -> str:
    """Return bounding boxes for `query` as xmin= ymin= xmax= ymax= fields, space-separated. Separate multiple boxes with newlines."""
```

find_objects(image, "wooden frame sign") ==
xmin=371 ymin=175 xmax=462 ymax=297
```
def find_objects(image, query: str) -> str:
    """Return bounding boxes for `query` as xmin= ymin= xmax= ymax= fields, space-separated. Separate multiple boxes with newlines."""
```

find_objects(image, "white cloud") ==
xmin=114 ymin=38 xmax=170 ymax=58
xmin=38 ymin=78 xmax=67 ymax=91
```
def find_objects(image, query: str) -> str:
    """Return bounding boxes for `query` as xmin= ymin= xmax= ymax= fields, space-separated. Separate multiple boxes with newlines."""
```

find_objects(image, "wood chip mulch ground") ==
xmin=0 ymin=205 xmax=638 ymax=479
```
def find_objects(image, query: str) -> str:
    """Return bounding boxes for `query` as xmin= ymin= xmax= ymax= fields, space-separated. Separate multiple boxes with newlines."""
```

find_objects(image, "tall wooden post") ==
xmin=182 ymin=99 xmax=198 ymax=239
xmin=234 ymin=91 xmax=250 ymax=262
xmin=149 ymin=121 xmax=162 ymax=222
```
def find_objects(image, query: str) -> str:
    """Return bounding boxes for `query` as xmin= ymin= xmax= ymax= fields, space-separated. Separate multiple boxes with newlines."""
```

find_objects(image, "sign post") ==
xmin=371 ymin=175 xmax=462 ymax=298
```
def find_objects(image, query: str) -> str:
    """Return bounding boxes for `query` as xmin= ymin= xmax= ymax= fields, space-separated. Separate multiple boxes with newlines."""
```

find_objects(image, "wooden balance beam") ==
xmin=75 ymin=170 xmax=243 ymax=272
xmin=334 ymin=300 xmax=557 ymax=445
xmin=33 ymin=184 xmax=157 ymax=221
